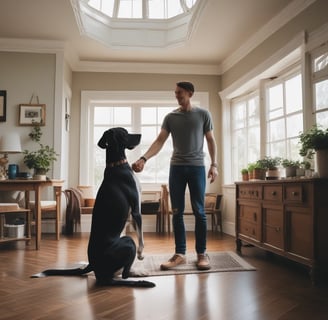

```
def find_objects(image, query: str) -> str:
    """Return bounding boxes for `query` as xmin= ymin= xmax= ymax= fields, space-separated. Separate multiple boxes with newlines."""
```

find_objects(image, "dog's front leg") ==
xmin=132 ymin=213 xmax=144 ymax=260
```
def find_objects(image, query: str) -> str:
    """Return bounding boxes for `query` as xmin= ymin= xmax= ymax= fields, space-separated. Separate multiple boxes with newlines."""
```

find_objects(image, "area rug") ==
xmin=130 ymin=251 xmax=256 ymax=277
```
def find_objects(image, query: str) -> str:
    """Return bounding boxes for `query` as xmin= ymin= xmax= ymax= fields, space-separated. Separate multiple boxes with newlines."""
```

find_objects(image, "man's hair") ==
xmin=176 ymin=81 xmax=195 ymax=93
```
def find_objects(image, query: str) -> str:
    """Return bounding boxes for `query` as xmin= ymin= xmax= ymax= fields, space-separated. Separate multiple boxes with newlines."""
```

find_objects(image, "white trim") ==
xmin=70 ymin=0 xmax=208 ymax=49
xmin=221 ymin=0 xmax=316 ymax=73
xmin=219 ymin=32 xmax=305 ymax=100
xmin=306 ymin=21 xmax=328 ymax=52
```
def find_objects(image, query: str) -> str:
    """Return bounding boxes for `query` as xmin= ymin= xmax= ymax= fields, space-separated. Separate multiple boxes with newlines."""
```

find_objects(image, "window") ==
xmin=231 ymin=92 xmax=260 ymax=181
xmin=72 ymin=0 xmax=203 ymax=48
xmin=80 ymin=91 xmax=209 ymax=190
xmin=87 ymin=0 xmax=198 ymax=19
xmin=92 ymin=104 xmax=174 ymax=189
xmin=229 ymin=67 xmax=304 ymax=182
xmin=312 ymin=47 xmax=328 ymax=128
xmin=265 ymin=70 xmax=303 ymax=161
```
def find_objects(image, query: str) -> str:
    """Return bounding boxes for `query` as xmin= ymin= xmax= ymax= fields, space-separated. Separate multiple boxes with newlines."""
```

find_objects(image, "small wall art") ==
xmin=0 ymin=91 xmax=6 ymax=122
xmin=19 ymin=104 xmax=46 ymax=126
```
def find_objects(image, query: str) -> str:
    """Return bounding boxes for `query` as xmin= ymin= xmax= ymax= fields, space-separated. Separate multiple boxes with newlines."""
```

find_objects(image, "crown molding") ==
xmin=0 ymin=38 xmax=65 ymax=54
xmin=221 ymin=0 xmax=317 ymax=74
xmin=72 ymin=60 xmax=222 ymax=75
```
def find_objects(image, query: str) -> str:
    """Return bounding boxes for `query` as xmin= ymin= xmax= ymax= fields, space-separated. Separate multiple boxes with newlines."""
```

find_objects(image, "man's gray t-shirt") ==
xmin=162 ymin=106 xmax=213 ymax=166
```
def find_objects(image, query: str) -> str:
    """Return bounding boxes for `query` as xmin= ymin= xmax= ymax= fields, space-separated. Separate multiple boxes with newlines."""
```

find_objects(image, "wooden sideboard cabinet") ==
xmin=235 ymin=178 xmax=328 ymax=282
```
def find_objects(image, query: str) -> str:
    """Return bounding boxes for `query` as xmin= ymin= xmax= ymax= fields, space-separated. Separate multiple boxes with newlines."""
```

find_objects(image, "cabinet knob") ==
xmin=253 ymin=212 xmax=257 ymax=221
xmin=291 ymin=191 xmax=298 ymax=196
xmin=271 ymin=191 xmax=276 ymax=196
xmin=275 ymin=227 xmax=280 ymax=232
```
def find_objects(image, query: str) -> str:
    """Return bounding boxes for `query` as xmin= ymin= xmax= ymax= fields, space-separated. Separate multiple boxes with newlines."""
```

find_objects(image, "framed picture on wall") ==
xmin=19 ymin=104 xmax=46 ymax=126
xmin=0 ymin=90 xmax=6 ymax=122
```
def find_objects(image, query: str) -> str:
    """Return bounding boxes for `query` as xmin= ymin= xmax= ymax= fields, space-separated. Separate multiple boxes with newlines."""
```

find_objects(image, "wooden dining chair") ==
xmin=29 ymin=187 xmax=62 ymax=240
xmin=166 ymin=191 xmax=223 ymax=233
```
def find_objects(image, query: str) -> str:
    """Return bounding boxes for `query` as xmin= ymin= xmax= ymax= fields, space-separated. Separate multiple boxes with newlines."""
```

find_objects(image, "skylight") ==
xmin=87 ymin=0 xmax=197 ymax=19
xmin=70 ymin=0 xmax=205 ymax=49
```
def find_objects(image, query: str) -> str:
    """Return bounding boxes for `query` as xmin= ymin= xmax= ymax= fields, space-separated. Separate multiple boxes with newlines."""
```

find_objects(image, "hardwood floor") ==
xmin=0 ymin=232 xmax=328 ymax=320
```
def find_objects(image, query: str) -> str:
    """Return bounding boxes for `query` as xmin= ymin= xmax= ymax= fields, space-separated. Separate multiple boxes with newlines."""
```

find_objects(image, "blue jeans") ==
xmin=169 ymin=165 xmax=207 ymax=255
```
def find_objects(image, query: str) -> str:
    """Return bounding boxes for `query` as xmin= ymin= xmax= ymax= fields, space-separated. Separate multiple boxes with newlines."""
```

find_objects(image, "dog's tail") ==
xmin=97 ymin=279 xmax=156 ymax=288
xmin=31 ymin=263 xmax=93 ymax=278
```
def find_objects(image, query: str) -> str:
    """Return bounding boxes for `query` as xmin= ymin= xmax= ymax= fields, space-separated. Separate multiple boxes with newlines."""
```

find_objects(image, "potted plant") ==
xmin=23 ymin=124 xmax=58 ymax=180
xmin=247 ymin=163 xmax=256 ymax=180
xmin=241 ymin=168 xmax=249 ymax=181
xmin=281 ymin=159 xmax=300 ymax=178
xmin=299 ymin=125 xmax=328 ymax=178
xmin=253 ymin=160 xmax=266 ymax=180
xmin=257 ymin=156 xmax=281 ymax=179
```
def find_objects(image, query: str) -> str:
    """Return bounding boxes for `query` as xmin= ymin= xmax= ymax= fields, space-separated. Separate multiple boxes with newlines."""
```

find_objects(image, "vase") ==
xmin=315 ymin=149 xmax=328 ymax=178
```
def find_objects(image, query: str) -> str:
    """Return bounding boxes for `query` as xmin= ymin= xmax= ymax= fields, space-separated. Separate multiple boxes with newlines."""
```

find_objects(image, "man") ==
xmin=132 ymin=81 xmax=218 ymax=270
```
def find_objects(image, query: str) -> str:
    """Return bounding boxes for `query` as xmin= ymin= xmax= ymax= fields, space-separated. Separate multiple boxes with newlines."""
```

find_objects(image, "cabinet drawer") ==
xmin=239 ymin=220 xmax=260 ymax=240
xmin=263 ymin=185 xmax=282 ymax=202
xmin=239 ymin=204 xmax=260 ymax=223
xmin=284 ymin=184 xmax=303 ymax=203
xmin=263 ymin=206 xmax=284 ymax=250
xmin=238 ymin=186 xmax=262 ymax=200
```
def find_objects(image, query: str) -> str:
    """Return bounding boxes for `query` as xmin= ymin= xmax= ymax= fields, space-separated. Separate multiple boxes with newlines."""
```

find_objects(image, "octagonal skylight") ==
xmin=70 ymin=0 xmax=206 ymax=49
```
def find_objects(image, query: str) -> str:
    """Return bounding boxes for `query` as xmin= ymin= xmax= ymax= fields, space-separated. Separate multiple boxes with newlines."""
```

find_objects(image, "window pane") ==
xmin=288 ymin=137 xmax=302 ymax=161
xmin=248 ymin=97 xmax=260 ymax=126
xmin=315 ymin=79 xmax=328 ymax=111
xmin=286 ymin=74 xmax=302 ymax=114
xmin=314 ymin=52 xmax=328 ymax=72
xmin=248 ymin=126 xmax=260 ymax=148
xmin=268 ymin=118 xmax=285 ymax=142
xmin=94 ymin=107 xmax=112 ymax=125
xmin=158 ymin=107 xmax=174 ymax=123
xmin=232 ymin=102 xmax=246 ymax=129
xmin=141 ymin=108 xmax=157 ymax=125
xmin=286 ymin=113 xmax=303 ymax=138
xmin=118 ymin=0 xmax=142 ymax=18
xmin=149 ymin=0 xmax=165 ymax=18
xmin=268 ymin=84 xmax=283 ymax=119
xmin=114 ymin=107 xmax=131 ymax=124
xmin=141 ymin=126 xmax=157 ymax=145
xmin=316 ymin=110 xmax=328 ymax=128
xmin=269 ymin=141 xmax=285 ymax=159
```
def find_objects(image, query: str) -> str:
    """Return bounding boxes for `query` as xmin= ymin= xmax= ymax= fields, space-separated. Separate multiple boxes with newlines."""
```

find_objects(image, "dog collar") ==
xmin=106 ymin=159 xmax=128 ymax=168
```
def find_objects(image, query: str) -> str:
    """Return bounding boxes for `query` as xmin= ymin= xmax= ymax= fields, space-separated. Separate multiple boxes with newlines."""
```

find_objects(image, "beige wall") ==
xmin=221 ymin=0 xmax=328 ymax=90
xmin=0 ymin=52 xmax=56 ymax=173
xmin=70 ymin=72 xmax=221 ymax=190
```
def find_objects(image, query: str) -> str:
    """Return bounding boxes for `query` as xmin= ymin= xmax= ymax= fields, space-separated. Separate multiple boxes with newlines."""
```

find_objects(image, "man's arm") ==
xmin=132 ymin=128 xmax=169 ymax=172
xmin=205 ymin=130 xmax=218 ymax=183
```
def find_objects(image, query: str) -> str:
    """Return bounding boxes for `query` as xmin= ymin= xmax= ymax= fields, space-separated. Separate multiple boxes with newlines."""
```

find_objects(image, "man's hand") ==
xmin=132 ymin=159 xmax=145 ymax=173
xmin=207 ymin=166 xmax=218 ymax=183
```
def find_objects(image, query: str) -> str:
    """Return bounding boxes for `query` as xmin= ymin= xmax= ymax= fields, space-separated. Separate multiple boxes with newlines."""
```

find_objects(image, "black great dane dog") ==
xmin=32 ymin=127 xmax=155 ymax=288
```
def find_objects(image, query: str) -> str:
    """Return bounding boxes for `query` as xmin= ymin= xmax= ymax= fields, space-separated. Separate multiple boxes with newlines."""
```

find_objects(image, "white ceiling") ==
xmin=0 ymin=0 xmax=314 ymax=74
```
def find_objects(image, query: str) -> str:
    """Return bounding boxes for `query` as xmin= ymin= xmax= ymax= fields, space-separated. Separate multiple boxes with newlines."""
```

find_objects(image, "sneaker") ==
xmin=160 ymin=254 xmax=186 ymax=270
xmin=196 ymin=254 xmax=211 ymax=270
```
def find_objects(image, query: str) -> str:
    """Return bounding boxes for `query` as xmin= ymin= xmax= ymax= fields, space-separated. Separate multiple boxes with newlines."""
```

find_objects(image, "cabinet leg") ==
xmin=236 ymin=238 xmax=242 ymax=252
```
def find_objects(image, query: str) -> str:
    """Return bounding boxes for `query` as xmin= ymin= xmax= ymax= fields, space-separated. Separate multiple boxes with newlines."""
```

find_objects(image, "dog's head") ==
xmin=98 ymin=127 xmax=141 ymax=151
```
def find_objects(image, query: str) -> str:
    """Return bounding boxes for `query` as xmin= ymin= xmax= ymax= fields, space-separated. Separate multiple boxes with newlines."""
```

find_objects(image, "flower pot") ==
xmin=252 ymin=168 xmax=266 ymax=180
xmin=296 ymin=168 xmax=305 ymax=177
xmin=242 ymin=173 xmax=249 ymax=181
xmin=33 ymin=174 xmax=46 ymax=181
xmin=266 ymin=168 xmax=280 ymax=180
xmin=315 ymin=149 xmax=328 ymax=178
xmin=285 ymin=166 xmax=297 ymax=178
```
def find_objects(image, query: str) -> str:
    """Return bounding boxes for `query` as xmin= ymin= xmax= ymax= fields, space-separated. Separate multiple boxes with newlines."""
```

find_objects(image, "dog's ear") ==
xmin=98 ymin=131 xmax=109 ymax=149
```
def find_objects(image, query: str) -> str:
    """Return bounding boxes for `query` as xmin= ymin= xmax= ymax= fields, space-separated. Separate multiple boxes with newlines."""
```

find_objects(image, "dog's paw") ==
xmin=129 ymin=268 xmax=149 ymax=277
